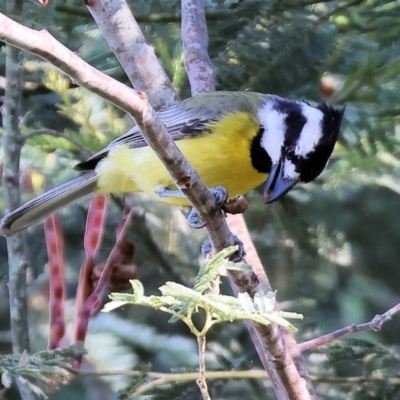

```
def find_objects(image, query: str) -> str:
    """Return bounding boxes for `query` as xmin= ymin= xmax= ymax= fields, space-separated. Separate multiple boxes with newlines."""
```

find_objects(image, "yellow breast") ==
xmin=95 ymin=112 xmax=268 ymax=205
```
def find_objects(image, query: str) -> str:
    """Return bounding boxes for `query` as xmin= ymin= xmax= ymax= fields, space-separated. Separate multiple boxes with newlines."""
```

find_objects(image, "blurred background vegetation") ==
xmin=1 ymin=0 xmax=400 ymax=399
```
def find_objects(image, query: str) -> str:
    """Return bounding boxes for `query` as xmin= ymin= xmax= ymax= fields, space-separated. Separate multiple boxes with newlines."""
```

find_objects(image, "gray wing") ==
xmin=75 ymin=91 xmax=265 ymax=170
xmin=104 ymin=103 xmax=209 ymax=149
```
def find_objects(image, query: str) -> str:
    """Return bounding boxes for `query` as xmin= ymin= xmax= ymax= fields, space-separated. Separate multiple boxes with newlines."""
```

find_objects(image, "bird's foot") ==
xmin=177 ymin=186 xmax=228 ymax=229
xmin=201 ymin=235 xmax=246 ymax=263
xmin=155 ymin=186 xmax=228 ymax=229
xmin=154 ymin=187 xmax=185 ymax=199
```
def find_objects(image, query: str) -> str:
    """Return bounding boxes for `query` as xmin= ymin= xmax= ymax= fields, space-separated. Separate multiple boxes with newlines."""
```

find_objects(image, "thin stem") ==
xmin=75 ymin=368 xmax=400 ymax=396
xmin=196 ymin=335 xmax=211 ymax=400
xmin=76 ymin=367 xmax=400 ymax=384
xmin=299 ymin=302 xmax=400 ymax=352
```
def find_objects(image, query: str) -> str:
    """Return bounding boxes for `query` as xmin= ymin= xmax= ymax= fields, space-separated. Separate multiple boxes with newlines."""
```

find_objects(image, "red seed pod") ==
xmin=44 ymin=215 xmax=66 ymax=349
xmin=72 ymin=209 xmax=133 ymax=368
xmin=84 ymin=196 xmax=108 ymax=259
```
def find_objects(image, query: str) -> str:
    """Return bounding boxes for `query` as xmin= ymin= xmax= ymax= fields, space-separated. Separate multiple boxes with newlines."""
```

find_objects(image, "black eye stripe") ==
xmin=284 ymin=112 xmax=307 ymax=148
xmin=271 ymin=97 xmax=307 ymax=148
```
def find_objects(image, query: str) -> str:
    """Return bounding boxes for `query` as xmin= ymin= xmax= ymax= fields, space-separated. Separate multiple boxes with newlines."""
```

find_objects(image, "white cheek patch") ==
xmin=295 ymin=104 xmax=324 ymax=157
xmin=258 ymin=102 xmax=286 ymax=163
xmin=284 ymin=159 xmax=300 ymax=180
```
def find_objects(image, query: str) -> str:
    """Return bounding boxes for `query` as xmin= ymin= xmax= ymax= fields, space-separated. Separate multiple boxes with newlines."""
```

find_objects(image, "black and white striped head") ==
xmin=258 ymin=96 xmax=344 ymax=203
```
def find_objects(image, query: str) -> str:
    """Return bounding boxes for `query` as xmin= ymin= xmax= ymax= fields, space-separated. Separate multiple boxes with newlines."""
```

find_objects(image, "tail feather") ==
xmin=0 ymin=172 xmax=98 ymax=236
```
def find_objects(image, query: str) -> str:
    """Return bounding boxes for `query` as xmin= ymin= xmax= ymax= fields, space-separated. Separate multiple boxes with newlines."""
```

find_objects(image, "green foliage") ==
xmin=0 ymin=344 xmax=86 ymax=398
xmin=105 ymin=247 xmax=302 ymax=334
xmin=103 ymin=247 xmax=302 ymax=398
xmin=326 ymin=338 xmax=400 ymax=365
xmin=314 ymin=338 xmax=400 ymax=400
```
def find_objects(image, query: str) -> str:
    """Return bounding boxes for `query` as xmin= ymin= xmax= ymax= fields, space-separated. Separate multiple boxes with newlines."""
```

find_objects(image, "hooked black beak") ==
xmin=263 ymin=160 xmax=298 ymax=203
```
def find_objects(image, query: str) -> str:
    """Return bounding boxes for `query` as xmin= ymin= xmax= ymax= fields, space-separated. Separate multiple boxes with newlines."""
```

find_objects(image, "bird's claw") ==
xmin=187 ymin=207 xmax=207 ymax=229
xmin=185 ymin=186 xmax=228 ymax=229
xmin=201 ymin=235 xmax=246 ymax=262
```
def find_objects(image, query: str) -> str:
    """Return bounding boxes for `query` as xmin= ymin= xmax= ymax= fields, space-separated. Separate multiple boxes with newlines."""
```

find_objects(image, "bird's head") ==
xmin=257 ymin=95 xmax=344 ymax=203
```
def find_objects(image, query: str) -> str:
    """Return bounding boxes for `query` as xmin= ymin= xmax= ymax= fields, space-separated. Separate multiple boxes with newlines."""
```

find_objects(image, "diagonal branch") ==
xmin=179 ymin=1 xmax=316 ymax=398
xmin=227 ymin=215 xmax=315 ymax=400
xmin=85 ymin=0 xmax=179 ymax=109
xmin=299 ymin=302 xmax=400 ymax=352
xmin=0 ymin=13 xmax=236 ymax=254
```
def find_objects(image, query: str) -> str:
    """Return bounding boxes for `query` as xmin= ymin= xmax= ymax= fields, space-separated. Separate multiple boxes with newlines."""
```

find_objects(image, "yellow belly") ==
xmin=95 ymin=112 xmax=268 ymax=205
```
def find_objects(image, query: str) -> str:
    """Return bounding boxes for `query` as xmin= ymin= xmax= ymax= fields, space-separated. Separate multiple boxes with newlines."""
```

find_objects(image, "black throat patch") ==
xmin=250 ymin=127 xmax=272 ymax=174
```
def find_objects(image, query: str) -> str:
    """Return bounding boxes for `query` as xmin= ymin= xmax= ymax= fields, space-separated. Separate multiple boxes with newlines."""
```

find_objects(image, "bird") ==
xmin=0 ymin=91 xmax=344 ymax=237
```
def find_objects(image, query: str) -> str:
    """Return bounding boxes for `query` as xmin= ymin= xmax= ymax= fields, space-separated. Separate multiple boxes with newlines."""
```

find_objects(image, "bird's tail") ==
xmin=0 ymin=172 xmax=98 ymax=237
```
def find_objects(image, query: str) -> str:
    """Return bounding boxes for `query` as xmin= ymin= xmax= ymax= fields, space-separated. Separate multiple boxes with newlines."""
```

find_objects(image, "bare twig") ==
xmin=0 ymin=15 xmax=149 ymax=113
xmin=125 ymin=370 xmax=271 ymax=397
xmin=75 ymin=368 xmax=400 ymax=395
xmin=85 ymin=0 xmax=179 ymax=110
xmin=76 ymin=368 xmax=400 ymax=386
xmin=299 ymin=302 xmax=400 ymax=352
xmin=196 ymin=336 xmax=211 ymax=400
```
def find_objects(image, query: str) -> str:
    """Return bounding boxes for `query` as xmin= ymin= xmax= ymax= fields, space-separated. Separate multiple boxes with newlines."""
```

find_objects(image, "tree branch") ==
xmin=181 ymin=0 xmax=215 ymax=95
xmin=0 ymin=12 xmax=238 ymax=262
xmin=227 ymin=215 xmax=316 ymax=399
xmin=299 ymin=302 xmax=400 ymax=352
xmin=75 ymin=368 xmax=400 ymax=391
xmin=180 ymin=1 xmax=316 ymax=398
xmin=1 ymin=2 xmax=34 ymax=399
xmin=85 ymin=0 xmax=179 ymax=110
